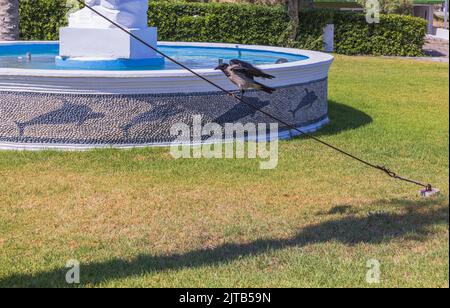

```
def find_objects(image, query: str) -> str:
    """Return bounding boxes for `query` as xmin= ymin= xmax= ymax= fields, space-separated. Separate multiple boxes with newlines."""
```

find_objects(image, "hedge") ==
xmin=148 ymin=2 xmax=290 ymax=46
xmin=19 ymin=0 xmax=68 ymax=41
xmin=17 ymin=0 xmax=427 ymax=57
xmin=333 ymin=11 xmax=427 ymax=56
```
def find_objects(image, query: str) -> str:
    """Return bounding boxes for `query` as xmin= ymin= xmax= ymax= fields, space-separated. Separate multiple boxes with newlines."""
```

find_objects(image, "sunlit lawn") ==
xmin=0 ymin=56 xmax=448 ymax=287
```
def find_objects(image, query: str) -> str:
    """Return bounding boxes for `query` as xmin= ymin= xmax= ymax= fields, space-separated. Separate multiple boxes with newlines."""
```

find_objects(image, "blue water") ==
xmin=0 ymin=43 xmax=308 ymax=70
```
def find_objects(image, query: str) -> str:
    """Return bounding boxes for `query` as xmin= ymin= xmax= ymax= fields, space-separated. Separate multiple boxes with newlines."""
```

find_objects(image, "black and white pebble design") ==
xmin=0 ymin=79 xmax=328 ymax=146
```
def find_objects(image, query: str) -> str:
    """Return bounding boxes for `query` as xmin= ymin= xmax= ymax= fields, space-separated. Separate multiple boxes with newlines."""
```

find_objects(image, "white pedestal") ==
xmin=323 ymin=24 xmax=334 ymax=53
xmin=59 ymin=27 xmax=158 ymax=59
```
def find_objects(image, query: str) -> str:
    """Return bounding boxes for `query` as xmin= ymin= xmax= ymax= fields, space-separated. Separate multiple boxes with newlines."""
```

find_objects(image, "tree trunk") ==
xmin=287 ymin=0 xmax=299 ymax=40
xmin=0 ymin=0 xmax=19 ymax=41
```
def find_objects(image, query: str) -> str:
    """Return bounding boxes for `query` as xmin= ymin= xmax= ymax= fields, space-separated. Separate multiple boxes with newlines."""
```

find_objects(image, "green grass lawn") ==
xmin=0 ymin=56 xmax=448 ymax=288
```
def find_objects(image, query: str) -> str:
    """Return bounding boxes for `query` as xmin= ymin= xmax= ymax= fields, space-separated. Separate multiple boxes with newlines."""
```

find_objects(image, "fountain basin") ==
xmin=0 ymin=41 xmax=333 ymax=150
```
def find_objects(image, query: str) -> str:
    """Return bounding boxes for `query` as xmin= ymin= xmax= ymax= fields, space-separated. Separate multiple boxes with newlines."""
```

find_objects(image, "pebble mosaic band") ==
xmin=0 ymin=78 xmax=328 ymax=148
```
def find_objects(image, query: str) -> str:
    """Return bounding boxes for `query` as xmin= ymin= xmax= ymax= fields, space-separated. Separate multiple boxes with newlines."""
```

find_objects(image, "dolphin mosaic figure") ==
xmin=289 ymin=89 xmax=318 ymax=119
xmin=14 ymin=102 xmax=105 ymax=137
xmin=122 ymin=104 xmax=183 ymax=137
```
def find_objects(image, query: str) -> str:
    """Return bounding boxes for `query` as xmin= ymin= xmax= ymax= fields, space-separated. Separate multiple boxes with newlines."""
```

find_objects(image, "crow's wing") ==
xmin=229 ymin=59 xmax=275 ymax=79
xmin=229 ymin=59 xmax=259 ymax=71
xmin=228 ymin=64 xmax=255 ymax=81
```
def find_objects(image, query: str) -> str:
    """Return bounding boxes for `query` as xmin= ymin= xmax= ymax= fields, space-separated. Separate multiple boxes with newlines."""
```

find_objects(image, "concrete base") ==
xmin=59 ymin=27 xmax=158 ymax=59
xmin=435 ymin=28 xmax=449 ymax=41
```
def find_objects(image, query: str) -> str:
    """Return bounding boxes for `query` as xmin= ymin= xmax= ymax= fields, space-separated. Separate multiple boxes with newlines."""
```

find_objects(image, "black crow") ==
xmin=215 ymin=59 xmax=276 ymax=98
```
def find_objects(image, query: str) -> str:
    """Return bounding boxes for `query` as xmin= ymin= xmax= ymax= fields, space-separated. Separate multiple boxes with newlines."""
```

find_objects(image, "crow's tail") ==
xmin=255 ymin=82 xmax=276 ymax=94
xmin=14 ymin=121 xmax=25 ymax=136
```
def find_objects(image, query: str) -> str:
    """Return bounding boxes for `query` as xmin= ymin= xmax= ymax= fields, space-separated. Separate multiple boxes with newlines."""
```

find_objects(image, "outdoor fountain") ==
xmin=0 ymin=0 xmax=334 ymax=150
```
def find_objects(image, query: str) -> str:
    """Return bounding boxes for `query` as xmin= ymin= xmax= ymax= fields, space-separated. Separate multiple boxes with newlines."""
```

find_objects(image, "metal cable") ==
xmin=75 ymin=0 xmax=432 ymax=190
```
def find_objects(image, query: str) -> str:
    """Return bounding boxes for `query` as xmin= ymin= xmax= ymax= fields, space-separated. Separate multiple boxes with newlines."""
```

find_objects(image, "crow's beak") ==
xmin=214 ymin=66 xmax=221 ymax=70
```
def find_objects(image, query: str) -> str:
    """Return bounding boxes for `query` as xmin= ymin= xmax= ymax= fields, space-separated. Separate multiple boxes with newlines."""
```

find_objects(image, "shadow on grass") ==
xmin=1 ymin=199 xmax=447 ymax=287
xmin=315 ymin=100 xmax=373 ymax=137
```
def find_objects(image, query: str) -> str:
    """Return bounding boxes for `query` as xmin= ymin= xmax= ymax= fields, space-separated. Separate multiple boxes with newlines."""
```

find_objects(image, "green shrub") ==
xmin=17 ymin=0 xmax=427 ymax=56
xmin=148 ymin=2 xmax=290 ymax=46
xmin=19 ymin=0 xmax=69 ymax=40
xmin=334 ymin=12 xmax=373 ymax=55
xmin=334 ymin=12 xmax=427 ymax=56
